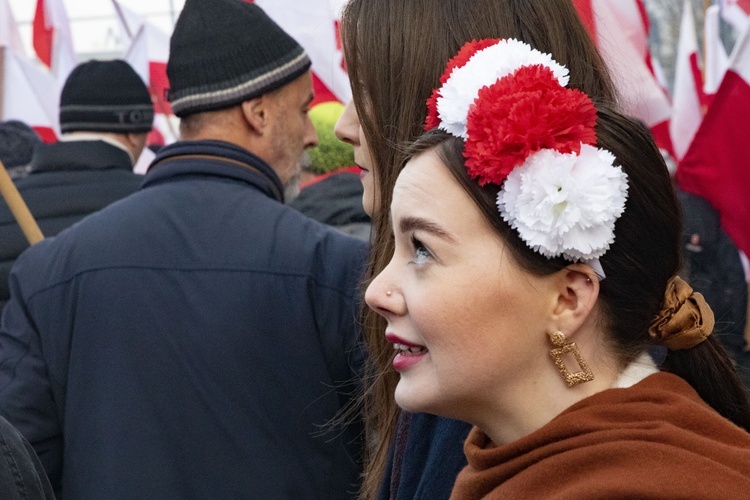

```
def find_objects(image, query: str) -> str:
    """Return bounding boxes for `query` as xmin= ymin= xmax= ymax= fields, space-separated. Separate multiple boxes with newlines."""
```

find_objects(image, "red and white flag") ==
xmin=32 ymin=0 xmax=78 ymax=85
xmin=677 ymin=23 xmax=750 ymax=258
xmin=573 ymin=0 xmax=673 ymax=154
xmin=599 ymin=0 xmax=649 ymax=63
xmin=1 ymin=46 xmax=59 ymax=142
xmin=114 ymin=0 xmax=177 ymax=147
xmin=670 ymin=0 xmax=704 ymax=161
xmin=704 ymin=4 xmax=730 ymax=97
xmin=2 ymin=0 xmax=58 ymax=141
xmin=255 ymin=0 xmax=351 ymax=105
xmin=720 ymin=0 xmax=750 ymax=32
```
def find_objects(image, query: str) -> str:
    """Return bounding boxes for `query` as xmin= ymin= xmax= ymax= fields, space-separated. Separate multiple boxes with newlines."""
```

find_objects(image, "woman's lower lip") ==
xmin=393 ymin=351 xmax=427 ymax=372
xmin=359 ymin=169 xmax=368 ymax=180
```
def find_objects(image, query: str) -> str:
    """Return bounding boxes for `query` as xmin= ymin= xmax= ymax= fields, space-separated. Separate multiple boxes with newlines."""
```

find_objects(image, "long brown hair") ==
xmin=407 ymin=108 xmax=750 ymax=430
xmin=340 ymin=0 xmax=618 ymax=496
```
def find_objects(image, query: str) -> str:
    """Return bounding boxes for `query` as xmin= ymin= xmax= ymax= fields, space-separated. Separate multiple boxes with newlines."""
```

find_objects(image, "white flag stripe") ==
xmin=590 ymin=0 xmax=671 ymax=126
xmin=0 ymin=0 xmax=26 ymax=56
xmin=721 ymin=0 xmax=750 ymax=32
xmin=1 ymin=47 xmax=59 ymax=133
xmin=670 ymin=0 xmax=703 ymax=161
xmin=255 ymin=0 xmax=351 ymax=103
xmin=704 ymin=5 xmax=730 ymax=95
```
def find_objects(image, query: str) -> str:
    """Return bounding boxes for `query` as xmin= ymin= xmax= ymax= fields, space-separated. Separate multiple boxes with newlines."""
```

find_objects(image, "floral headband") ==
xmin=425 ymin=39 xmax=629 ymax=277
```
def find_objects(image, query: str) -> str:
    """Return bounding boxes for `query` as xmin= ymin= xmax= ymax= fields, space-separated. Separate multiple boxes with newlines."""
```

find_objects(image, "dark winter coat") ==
xmin=0 ymin=140 xmax=142 ymax=307
xmin=379 ymin=412 xmax=472 ymax=500
xmin=290 ymin=168 xmax=371 ymax=241
xmin=0 ymin=140 xmax=367 ymax=499
xmin=677 ymin=189 xmax=749 ymax=388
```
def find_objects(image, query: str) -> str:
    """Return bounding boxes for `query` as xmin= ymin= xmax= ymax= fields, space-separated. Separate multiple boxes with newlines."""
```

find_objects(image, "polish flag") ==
xmin=0 ymin=0 xmax=26 ymax=56
xmin=670 ymin=0 xmax=705 ymax=161
xmin=573 ymin=0 xmax=673 ymax=154
xmin=704 ymin=4 xmax=730 ymax=97
xmin=1 ymin=47 xmax=59 ymax=142
xmin=677 ymin=23 xmax=750 ymax=258
xmin=598 ymin=0 xmax=650 ymax=66
xmin=254 ymin=0 xmax=351 ymax=104
xmin=2 ymin=1 xmax=58 ymax=141
xmin=721 ymin=0 xmax=750 ymax=32
xmin=114 ymin=0 xmax=178 ymax=146
xmin=32 ymin=0 xmax=78 ymax=85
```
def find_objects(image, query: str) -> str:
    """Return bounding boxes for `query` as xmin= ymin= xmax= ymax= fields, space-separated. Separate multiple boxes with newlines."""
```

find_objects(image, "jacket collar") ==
xmin=30 ymin=140 xmax=133 ymax=173
xmin=143 ymin=140 xmax=285 ymax=202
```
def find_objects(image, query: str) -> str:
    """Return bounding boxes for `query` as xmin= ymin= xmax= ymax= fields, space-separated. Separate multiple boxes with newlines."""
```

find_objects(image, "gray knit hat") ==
xmin=167 ymin=0 xmax=312 ymax=118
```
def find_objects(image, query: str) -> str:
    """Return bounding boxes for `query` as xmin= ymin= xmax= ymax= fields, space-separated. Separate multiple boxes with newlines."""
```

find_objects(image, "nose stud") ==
xmin=386 ymin=289 xmax=393 ymax=297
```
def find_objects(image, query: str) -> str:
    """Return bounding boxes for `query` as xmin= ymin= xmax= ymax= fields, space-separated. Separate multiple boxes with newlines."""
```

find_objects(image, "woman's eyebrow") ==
xmin=399 ymin=216 xmax=456 ymax=242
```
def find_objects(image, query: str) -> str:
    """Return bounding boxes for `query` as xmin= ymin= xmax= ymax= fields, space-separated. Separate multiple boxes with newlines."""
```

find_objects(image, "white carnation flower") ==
xmin=436 ymin=39 xmax=569 ymax=138
xmin=497 ymin=144 xmax=629 ymax=261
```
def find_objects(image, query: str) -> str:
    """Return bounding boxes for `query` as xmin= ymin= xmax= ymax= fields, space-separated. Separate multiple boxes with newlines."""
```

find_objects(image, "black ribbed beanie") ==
xmin=167 ymin=0 xmax=312 ymax=117
xmin=59 ymin=60 xmax=154 ymax=134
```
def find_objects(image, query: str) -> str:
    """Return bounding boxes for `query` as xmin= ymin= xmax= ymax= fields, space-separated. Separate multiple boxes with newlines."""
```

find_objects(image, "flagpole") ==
xmin=0 ymin=160 xmax=45 ymax=246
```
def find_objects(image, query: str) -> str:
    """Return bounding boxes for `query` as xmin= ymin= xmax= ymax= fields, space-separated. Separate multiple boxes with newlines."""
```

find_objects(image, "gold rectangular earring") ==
xmin=547 ymin=330 xmax=594 ymax=387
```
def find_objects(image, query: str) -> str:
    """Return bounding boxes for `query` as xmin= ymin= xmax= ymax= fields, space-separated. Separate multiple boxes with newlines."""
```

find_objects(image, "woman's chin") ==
xmin=394 ymin=380 xmax=435 ymax=415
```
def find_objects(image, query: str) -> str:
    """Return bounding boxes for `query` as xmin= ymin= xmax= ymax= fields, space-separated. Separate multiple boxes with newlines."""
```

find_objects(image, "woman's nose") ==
xmin=334 ymin=100 xmax=359 ymax=146
xmin=365 ymin=266 xmax=404 ymax=317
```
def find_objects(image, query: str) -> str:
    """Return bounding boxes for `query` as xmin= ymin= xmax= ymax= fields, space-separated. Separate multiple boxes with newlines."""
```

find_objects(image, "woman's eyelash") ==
xmin=411 ymin=235 xmax=432 ymax=262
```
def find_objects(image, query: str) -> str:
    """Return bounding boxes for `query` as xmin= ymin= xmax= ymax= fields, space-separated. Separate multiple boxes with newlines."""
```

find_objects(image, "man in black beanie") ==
xmin=0 ymin=1 xmax=366 ymax=499
xmin=0 ymin=59 xmax=153 ymax=309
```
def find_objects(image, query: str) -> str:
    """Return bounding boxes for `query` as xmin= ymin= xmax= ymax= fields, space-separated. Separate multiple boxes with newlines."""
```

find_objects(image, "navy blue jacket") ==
xmin=0 ymin=140 xmax=367 ymax=499
xmin=0 ymin=140 xmax=142 ymax=307
xmin=379 ymin=412 xmax=471 ymax=500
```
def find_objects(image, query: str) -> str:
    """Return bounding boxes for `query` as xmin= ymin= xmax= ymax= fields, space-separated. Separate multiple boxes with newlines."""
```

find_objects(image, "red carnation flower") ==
xmin=424 ymin=88 xmax=442 ymax=130
xmin=425 ymin=39 xmax=502 ymax=131
xmin=464 ymin=65 xmax=598 ymax=186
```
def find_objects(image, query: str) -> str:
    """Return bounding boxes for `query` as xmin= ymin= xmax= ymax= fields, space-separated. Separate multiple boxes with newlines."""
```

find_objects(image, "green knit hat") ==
xmin=307 ymin=102 xmax=355 ymax=174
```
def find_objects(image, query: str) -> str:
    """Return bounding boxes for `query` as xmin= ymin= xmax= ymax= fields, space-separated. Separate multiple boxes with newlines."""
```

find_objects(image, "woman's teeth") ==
xmin=393 ymin=343 xmax=427 ymax=354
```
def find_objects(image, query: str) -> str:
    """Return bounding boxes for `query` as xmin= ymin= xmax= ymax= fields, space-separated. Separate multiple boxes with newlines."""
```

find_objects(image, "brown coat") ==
xmin=452 ymin=372 xmax=750 ymax=499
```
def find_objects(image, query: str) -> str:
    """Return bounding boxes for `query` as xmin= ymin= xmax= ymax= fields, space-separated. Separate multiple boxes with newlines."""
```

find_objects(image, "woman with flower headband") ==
xmin=365 ymin=38 xmax=750 ymax=498
xmin=334 ymin=1 xmax=618 ymax=497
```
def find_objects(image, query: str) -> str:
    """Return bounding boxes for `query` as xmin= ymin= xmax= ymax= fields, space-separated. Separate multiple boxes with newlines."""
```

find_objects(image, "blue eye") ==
xmin=411 ymin=235 xmax=432 ymax=265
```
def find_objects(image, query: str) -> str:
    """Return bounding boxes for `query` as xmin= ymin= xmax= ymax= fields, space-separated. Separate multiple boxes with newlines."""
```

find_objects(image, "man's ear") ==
xmin=550 ymin=263 xmax=600 ymax=336
xmin=122 ymin=133 xmax=146 ymax=160
xmin=241 ymin=96 xmax=268 ymax=135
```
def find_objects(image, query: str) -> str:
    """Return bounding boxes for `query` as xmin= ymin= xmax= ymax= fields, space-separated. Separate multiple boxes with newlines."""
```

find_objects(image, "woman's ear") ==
xmin=550 ymin=263 xmax=600 ymax=336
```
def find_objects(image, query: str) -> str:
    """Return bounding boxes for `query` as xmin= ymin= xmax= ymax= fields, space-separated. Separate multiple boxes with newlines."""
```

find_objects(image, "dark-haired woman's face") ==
xmin=334 ymin=100 xmax=379 ymax=215
xmin=365 ymin=149 xmax=555 ymax=421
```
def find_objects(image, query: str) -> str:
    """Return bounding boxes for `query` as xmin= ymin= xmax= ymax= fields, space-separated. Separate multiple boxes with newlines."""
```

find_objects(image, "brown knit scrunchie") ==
xmin=648 ymin=276 xmax=715 ymax=350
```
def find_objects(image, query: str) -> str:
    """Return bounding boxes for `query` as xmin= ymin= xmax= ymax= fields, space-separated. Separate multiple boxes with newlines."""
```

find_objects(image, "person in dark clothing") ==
xmin=0 ymin=60 xmax=153 ymax=309
xmin=677 ymin=188 xmax=750 ymax=389
xmin=0 ymin=120 xmax=41 ymax=180
xmin=290 ymin=102 xmax=371 ymax=240
xmin=0 ymin=415 xmax=55 ymax=500
xmin=0 ymin=1 xmax=367 ymax=498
